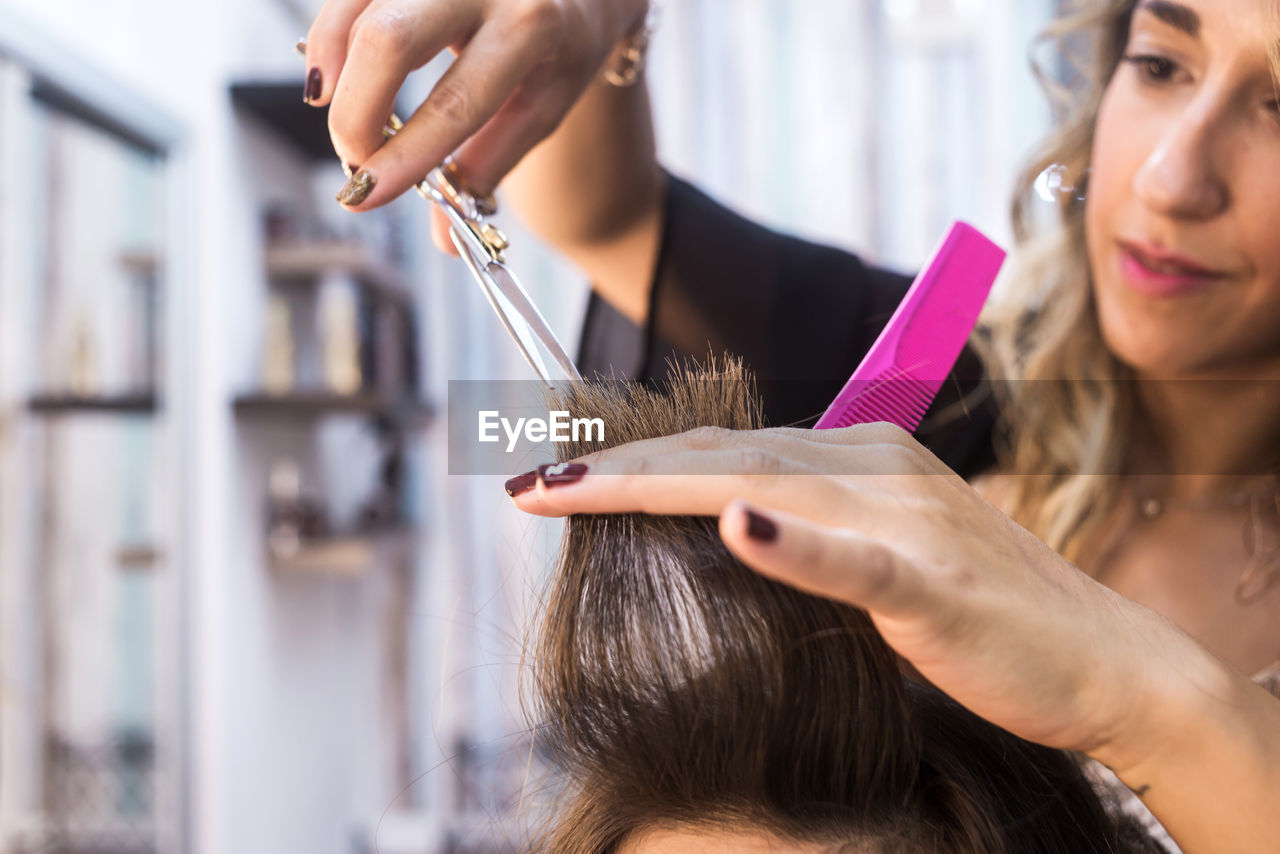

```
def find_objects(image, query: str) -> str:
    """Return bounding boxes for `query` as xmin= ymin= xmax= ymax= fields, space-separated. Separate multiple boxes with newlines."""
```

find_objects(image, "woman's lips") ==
xmin=1116 ymin=240 xmax=1227 ymax=297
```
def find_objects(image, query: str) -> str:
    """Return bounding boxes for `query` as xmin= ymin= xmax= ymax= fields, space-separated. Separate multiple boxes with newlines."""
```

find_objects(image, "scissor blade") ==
xmin=423 ymin=170 xmax=583 ymax=387
xmin=483 ymin=261 xmax=583 ymax=384
xmin=449 ymin=229 xmax=559 ymax=386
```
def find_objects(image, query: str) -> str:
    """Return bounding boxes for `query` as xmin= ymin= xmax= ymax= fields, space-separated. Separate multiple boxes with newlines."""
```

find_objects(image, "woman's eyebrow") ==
xmin=1136 ymin=0 xmax=1201 ymax=38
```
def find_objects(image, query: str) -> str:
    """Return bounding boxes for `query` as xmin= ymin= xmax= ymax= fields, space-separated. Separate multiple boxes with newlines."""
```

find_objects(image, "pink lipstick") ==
xmin=1117 ymin=239 xmax=1227 ymax=297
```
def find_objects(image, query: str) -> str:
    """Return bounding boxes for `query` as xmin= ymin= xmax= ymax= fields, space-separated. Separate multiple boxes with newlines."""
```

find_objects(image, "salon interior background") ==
xmin=0 ymin=0 xmax=1057 ymax=852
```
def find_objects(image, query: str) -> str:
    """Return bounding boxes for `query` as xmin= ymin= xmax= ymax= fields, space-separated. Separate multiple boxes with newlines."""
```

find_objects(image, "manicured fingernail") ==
xmin=336 ymin=169 xmax=376 ymax=206
xmin=744 ymin=509 xmax=778 ymax=543
xmin=539 ymin=463 xmax=588 ymax=488
xmin=504 ymin=470 xmax=538 ymax=497
xmin=304 ymin=66 xmax=323 ymax=103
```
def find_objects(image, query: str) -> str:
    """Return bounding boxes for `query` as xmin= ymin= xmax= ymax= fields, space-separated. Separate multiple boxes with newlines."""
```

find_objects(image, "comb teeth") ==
xmin=814 ymin=222 xmax=1005 ymax=433
xmin=827 ymin=372 xmax=937 ymax=432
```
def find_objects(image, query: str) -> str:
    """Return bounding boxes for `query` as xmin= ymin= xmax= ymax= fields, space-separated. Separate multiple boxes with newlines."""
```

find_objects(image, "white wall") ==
xmin=647 ymin=0 xmax=1056 ymax=269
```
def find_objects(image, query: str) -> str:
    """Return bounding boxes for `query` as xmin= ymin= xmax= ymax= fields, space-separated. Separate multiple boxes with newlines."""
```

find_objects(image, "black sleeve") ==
xmin=578 ymin=173 xmax=998 ymax=478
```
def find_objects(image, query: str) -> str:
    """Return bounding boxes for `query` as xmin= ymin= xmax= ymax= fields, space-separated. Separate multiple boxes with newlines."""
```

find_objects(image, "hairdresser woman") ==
xmin=304 ymin=0 xmax=1280 ymax=850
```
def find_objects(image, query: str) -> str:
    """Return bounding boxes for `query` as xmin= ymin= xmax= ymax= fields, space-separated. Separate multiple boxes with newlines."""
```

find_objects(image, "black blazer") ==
xmin=577 ymin=174 xmax=1000 ymax=479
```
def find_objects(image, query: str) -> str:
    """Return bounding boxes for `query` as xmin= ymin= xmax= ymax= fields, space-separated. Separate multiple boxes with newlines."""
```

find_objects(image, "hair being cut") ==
xmin=526 ymin=358 xmax=1156 ymax=853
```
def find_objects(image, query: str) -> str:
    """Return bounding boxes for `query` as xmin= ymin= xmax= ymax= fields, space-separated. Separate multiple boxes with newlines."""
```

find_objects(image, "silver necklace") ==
xmin=1131 ymin=478 xmax=1280 ymax=605
xmin=1135 ymin=478 xmax=1280 ymax=520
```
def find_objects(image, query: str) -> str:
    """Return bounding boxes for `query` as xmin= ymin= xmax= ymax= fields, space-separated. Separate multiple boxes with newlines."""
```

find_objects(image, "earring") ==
xmin=1034 ymin=164 xmax=1091 ymax=205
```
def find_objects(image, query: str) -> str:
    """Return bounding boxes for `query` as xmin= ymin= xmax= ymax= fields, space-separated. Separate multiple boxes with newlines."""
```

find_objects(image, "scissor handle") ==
xmin=420 ymin=169 xmax=582 ymax=387
xmin=422 ymin=167 xmax=508 ymax=263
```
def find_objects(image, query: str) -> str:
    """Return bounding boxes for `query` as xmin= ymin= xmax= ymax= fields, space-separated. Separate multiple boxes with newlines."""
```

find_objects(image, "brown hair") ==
xmin=973 ymin=0 xmax=1140 ymax=564
xmin=526 ymin=359 xmax=1156 ymax=853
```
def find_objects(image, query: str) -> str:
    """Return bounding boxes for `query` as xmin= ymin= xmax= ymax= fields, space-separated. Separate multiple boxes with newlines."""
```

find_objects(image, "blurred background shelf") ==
xmin=268 ymin=529 xmax=413 ymax=577
xmin=233 ymin=391 xmax=434 ymax=422
xmin=266 ymin=241 xmax=413 ymax=306
xmin=115 ymin=543 xmax=162 ymax=570
xmin=230 ymin=81 xmax=412 ymax=163
xmin=28 ymin=393 xmax=159 ymax=415
xmin=230 ymin=82 xmax=336 ymax=161
xmin=118 ymin=249 xmax=161 ymax=276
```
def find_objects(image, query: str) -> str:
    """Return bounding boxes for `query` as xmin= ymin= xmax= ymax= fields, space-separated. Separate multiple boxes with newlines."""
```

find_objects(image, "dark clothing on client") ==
xmin=577 ymin=174 xmax=1001 ymax=479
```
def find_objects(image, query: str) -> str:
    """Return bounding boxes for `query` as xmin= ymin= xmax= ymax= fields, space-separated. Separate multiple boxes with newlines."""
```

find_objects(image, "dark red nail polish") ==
xmin=304 ymin=66 xmax=323 ymax=103
xmin=539 ymin=462 xmax=588 ymax=488
xmin=745 ymin=509 xmax=778 ymax=543
xmin=504 ymin=471 xmax=537 ymax=497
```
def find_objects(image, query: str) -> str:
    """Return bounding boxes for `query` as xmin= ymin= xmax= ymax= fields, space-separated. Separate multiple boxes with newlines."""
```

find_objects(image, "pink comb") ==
xmin=814 ymin=221 xmax=1005 ymax=432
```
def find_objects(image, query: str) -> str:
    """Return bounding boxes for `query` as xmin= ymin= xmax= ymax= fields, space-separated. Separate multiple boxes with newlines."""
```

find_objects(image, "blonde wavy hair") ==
xmin=976 ymin=0 xmax=1280 ymax=567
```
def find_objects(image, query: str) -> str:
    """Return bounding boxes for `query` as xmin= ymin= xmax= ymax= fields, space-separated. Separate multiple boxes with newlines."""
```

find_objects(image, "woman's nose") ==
xmin=1131 ymin=100 xmax=1230 ymax=220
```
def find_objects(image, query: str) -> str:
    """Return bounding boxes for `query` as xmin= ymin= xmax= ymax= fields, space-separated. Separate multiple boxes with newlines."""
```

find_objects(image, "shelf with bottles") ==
xmin=27 ymin=240 xmax=162 ymax=418
xmin=240 ymin=234 xmax=429 ymax=425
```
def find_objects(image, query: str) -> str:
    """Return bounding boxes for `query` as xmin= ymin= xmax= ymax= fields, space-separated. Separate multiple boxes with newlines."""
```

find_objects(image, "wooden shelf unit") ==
xmin=28 ymin=392 xmax=158 ymax=415
xmin=233 ymin=391 xmax=432 ymax=422
xmin=265 ymin=242 xmax=413 ymax=307
xmin=268 ymin=528 xmax=413 ymax=577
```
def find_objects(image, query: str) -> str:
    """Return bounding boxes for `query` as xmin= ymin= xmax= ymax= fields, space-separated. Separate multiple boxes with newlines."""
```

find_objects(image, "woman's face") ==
xmin=1086 ymin=0 xmax=1280 ymax=378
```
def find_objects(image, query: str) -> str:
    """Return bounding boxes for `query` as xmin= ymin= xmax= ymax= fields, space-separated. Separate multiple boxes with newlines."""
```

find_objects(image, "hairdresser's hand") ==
xmin=507 ymin=423 xmax=1230 ymax=775
xmin=303 ymin=0 xmax=647 ymax=220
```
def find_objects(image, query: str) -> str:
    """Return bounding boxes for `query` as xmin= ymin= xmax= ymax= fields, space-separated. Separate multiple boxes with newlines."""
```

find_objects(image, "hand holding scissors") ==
xmin=296 ymin=40 xmax=583 ymax=389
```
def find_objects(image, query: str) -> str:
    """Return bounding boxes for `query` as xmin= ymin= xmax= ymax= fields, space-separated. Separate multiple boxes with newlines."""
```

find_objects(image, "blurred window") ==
xmin=1 ymin=63 xmax=174 ymax=854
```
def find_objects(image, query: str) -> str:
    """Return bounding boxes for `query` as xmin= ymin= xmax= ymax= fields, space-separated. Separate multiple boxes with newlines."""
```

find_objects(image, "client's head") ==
xmin=528 ymin=359 xmax=1152 ymax=854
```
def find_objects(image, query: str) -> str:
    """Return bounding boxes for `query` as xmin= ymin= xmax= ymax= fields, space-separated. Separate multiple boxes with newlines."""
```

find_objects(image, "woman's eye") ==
xmin=1121 ymin=53 xmax=1180 ymax=83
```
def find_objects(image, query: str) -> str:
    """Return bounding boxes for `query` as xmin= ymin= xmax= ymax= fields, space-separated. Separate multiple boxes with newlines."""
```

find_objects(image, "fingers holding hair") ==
xmin=514 ymin=457 xmax=856 ymax=521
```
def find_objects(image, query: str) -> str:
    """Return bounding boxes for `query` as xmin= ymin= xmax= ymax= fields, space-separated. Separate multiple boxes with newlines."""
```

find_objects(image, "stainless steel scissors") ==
xmin=295 ymin=41 xmax=583 ymax=389
xmin=415 ymin=156 xmax=583 ymax=388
